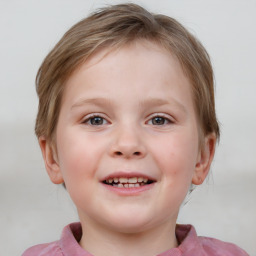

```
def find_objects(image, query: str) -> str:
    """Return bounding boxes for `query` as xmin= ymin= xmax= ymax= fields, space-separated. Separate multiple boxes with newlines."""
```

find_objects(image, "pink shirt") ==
xmin=22 ymin=222 xmax=248 ymax=256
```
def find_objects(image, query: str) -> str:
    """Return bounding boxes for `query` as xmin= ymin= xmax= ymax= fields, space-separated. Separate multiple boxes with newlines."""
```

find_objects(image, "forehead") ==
xmin=86 ymin=40 xmax=186 ymax=75
xmin=61 ymin=40 xmax=194 ymax=112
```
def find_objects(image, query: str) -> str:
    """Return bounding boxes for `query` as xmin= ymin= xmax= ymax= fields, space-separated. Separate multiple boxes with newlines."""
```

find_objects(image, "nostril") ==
xmin=114 ymin=151 xmax=141 ymax=156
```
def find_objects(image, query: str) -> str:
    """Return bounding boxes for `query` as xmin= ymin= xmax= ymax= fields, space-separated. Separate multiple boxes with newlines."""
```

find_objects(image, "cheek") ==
xmin=56 ymin=132 xmax=100 ymax=206
xmin=56 ymin=129 xmax=98 ymax=181
xmin=152 ymin=133 xmax=199 ymax=174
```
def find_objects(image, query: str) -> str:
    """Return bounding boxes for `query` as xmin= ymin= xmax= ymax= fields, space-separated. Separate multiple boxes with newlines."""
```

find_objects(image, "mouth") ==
xmin=102 ymin=176 xmax=156 ymax=188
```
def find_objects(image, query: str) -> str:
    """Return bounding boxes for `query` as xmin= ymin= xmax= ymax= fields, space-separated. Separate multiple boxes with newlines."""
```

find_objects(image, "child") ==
xmin=23 ymin=3 xmax=249 ymax=256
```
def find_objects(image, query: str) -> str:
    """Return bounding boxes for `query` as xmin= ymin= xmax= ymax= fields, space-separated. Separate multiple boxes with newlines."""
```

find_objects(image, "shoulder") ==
xmin=176 ymin=224 xmax=249 ymax=256
xmin=22 ymin=222 xmax=85 ymax=256
xmin=198 ymin=236 xmax=249 ymax=256
xmin=22 ymin=241 xmax=63 ymax=256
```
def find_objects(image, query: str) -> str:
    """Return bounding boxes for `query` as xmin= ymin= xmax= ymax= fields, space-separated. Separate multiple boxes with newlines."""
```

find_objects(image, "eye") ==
xmin=147 ymin=115 xmax=172 ymax=125
xmin=83 ymin=115 xmax=108 ymax=126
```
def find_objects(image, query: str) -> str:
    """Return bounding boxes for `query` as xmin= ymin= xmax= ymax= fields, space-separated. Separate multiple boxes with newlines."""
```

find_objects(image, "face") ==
xmin=41 ymin=41 xmax=214 ymax=235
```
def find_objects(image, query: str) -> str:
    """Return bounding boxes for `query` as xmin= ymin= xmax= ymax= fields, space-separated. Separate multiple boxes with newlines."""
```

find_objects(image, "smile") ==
xmin=102 ymin=177 xmax=155 ymax=188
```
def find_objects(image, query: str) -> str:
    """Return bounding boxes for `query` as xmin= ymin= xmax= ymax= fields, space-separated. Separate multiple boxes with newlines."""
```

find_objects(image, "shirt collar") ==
xmin=59 ymin=222 xmax=202 ymax=256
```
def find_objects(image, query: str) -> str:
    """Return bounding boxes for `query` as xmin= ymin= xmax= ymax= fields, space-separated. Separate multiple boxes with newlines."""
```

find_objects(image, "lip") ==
xmin=100 ymin=171 xmax=156 ymax=196
xmin=101 ymin=182 xmax=155 ymax=196
xmin=101 ymin=171 xmax=156 ymax=182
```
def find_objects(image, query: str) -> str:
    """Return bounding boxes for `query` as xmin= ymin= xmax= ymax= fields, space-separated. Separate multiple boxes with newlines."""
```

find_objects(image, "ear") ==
xmin=38 ymin=137 xmax=64 ymax=184
xmin=192 ymin=133 xmax=216 ymax=185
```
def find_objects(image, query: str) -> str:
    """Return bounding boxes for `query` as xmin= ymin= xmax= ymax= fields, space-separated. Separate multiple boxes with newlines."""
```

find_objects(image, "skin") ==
xmin=39 ymin=40 xmax=216 ymax=256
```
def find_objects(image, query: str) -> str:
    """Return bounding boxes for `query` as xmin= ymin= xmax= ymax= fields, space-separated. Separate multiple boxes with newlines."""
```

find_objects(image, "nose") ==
xmin=109 ymin=126 xmax=146 ymax=159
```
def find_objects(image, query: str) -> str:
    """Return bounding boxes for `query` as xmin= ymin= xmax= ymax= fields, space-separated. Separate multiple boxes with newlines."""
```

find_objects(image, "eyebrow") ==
xmin=71 ymin=97 xmax=114 ymax=110
xmin=71 ymin=97 xmax=187 ymax=113
xmin=140 ymin=97 xmax=185 ymax=110
xmin=139 ymin=97 xmax=187 ymax=113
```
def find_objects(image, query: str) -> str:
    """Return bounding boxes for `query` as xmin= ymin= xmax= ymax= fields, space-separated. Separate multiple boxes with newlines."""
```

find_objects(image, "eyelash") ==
xmin=81 ymin=113 xmax=174 ymax=126
xmin=82 ymin=114 xmax=109 ymax=126
xmin=147 ymin=114 xmax=173 ymax=126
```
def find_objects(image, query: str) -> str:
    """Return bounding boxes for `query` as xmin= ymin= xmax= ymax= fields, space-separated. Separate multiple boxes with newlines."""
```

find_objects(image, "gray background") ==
xmin=0 ymin=0 xmax=255 ymax=255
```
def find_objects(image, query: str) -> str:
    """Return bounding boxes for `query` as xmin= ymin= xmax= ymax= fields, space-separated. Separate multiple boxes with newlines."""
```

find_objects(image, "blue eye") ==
xmin=148 ymin=116 xmax=171 ymax=125
xmin=90 ymin=117 xmax=104 ymax=125
xmin=83 ymin=116 xmax=107 ymax=125
xmin=152 ymin=117 xmax=167 ymax=125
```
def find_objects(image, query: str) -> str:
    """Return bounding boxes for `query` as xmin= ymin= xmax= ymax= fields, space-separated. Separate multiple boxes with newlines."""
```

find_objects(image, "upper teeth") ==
xmin=106 ymin=177 xmax=148 ymax=184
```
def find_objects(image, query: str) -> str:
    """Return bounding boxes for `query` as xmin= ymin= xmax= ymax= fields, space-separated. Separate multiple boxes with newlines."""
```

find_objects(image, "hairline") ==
xmin=47 ymin=38 xmax=207 ymax=152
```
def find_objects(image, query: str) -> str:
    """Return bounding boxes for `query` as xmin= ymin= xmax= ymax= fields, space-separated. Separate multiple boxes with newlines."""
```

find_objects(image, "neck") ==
xmin=79 ymin=218 xmax=178 ymax=256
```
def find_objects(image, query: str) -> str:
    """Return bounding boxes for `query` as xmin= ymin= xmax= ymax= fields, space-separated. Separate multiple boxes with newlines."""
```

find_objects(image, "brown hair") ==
xmin=35 ymin=3 xmax=220 ymax=145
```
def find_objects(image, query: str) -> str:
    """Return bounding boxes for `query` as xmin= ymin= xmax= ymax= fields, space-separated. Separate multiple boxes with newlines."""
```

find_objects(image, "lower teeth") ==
xmin=112 ymin=183 xmax=145 ymax=188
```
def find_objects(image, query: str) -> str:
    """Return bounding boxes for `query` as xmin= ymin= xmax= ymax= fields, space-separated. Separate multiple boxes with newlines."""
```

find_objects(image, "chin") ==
xmin=101 ymin=210 xmax=155 ymax=234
